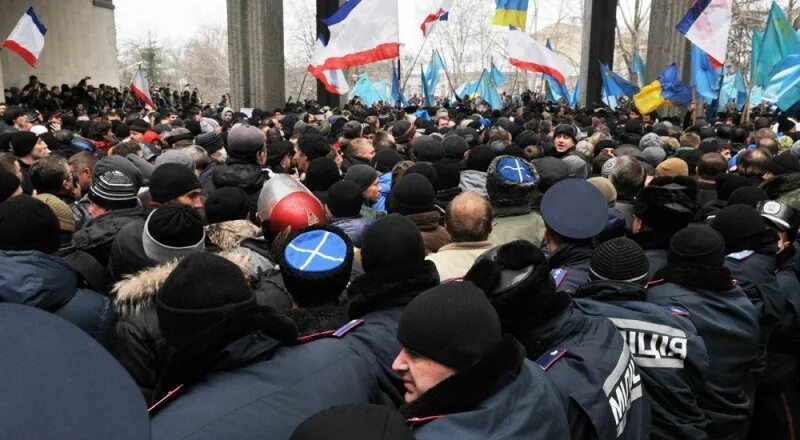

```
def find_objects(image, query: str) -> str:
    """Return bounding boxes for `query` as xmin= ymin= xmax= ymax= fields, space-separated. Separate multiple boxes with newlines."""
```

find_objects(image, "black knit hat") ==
xmin=486 ymin=155 xmax=538 ymax=207
xmin=0 ymin=195 xmax=61 ymax=254
xmin=149 ymin=163 xmax=201 ymax=204
xmin=291 ymin=404 xmax=413 ymax=440
xmin=404 ymin=162 xmax=439 ymax=189
xmin=389 ymin=173 xmax=436 ymax=215
xmin=532 ymin=156 xmax=569 ymax=193
xmin=397 ymin=281 xmax=502 ymax=370
xmin=266 ymin=140 xmax=294 ymax=167
xmin=726 ymin=186 xmax=769 ymax=208
xmin=88 ymin=170 xmax=139 ymax=210
xmin=715 ymin=174 xmax=756 ymax=201
xmin=278 ymin=225 xmax=354 ymax=308
xmin=465 ymin=145 xmax=494 ymax=172
xmin=0 ymin=170 xmax=20 ymax=202
xmin=142 ymin=204 xmax=206 ymax=263
xmin=156 ymin=253 xmax=258 ymax=348
xmin=374 ymin=149 xmax=402 ymax=173
xmin=391 ymin=120 xmax=415 ymax=144
xmin=443 ymin=135 xmax=468 ymax=160
xmin=195 ymin=132 xmax=223 ymax=155
xmin=361 ymin=214 xmax=425 ymax=273
xmin=298 ymin=134 xmax=331 ymax=160
xmin=553 ymin=124 xmax=577 ymax=143
xmin=128 ymin=119 xmax=150 ymax=134
xmin=10 ymin=131 xmax=37 ymax=157
xmin=343 ymin=164 xmax=379 ymax=192
xmin=668 ymin=224 xmax=726 ymax=268
xmin=633 ymin=186 xmax=696 ymax=232
xmin=412 ymin=136 xmax=444 ymax=162
xmin=590 ymin=237 xmax=650 ymax=285
xmin=433 ymin=159 xmax=460 ymax=191
xmin=325 ymin=181 xmax=364 ymax=218
xmin=764 ymin=151 xmax=800 ymax=176
xmin=303 ymin=158 xmax=341 ymax=192
xmin=205 ymin=187 xmax=250 ymax=224
xmin=710 ymin=204 xmax=775 ymax=254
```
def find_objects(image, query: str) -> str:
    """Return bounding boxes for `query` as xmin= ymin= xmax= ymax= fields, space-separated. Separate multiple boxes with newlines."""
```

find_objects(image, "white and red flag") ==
xmin=508 ymin=27 xmax=571 ymax=86
xmin=131 ymin=67 xmax=156 ymax=110
xmin=2 ymin=7 xmax=47 ymax=68
xmin=420 ymin=0 xmax=455 ymax=36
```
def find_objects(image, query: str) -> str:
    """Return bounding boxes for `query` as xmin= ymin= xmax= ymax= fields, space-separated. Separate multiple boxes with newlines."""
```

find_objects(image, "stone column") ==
xmin=316 ymin=0 xmax=347 ymax=109
xmin=227 ymin=0 xmax=285 ymax=111
xmin=645 ymin=0 xmax=692 ymax=84
xmin=579 ymin=0 xmax=618 ymax=108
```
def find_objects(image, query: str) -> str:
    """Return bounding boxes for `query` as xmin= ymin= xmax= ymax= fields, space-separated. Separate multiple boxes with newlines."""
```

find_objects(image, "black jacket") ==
xmin=56 ymin=240 xmax=111 ymax=294
xmin=209 ymin=159 xmax=270 ymax=215
xmin=647 ymin=265 xmax=762 ymax=439
xmin=340 ymin=154 xmax=372 ymax=174
xmin=72 ymin=206 xmax=148 ymax=267
xmin=631 ymin=230 xmax=672 ymax=281
xmin=575 ymin=281 xmax=710 ymax=440
xmin=71 ymin=196 xmax=92 ymax=231
xmin=107 ymin=218 xmax=155 ymax=282
xmin=548 ymin=243 xmax=593 ymax=294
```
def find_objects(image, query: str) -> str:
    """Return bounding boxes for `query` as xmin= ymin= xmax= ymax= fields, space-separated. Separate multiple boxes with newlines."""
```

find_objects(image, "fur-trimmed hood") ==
xmin=205 ymin=220 xmax=261 ymax=252
xmin=348 ymin=261 xmax=440 ymax=318
xmin=113 ymin=251 xmax=251 ymax=319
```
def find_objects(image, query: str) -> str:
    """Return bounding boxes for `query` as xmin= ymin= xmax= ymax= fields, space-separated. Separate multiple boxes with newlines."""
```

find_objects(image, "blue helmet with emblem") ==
xmin=278 ymin=225 xmax=354 ymax=308
xmin=541 ymin=178 xmax=608 ymax=241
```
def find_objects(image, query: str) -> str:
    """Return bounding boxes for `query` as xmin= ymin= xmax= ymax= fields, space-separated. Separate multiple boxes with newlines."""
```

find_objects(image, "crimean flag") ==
xmin=2 ymin=7 xmax=47 ymax=68
xmin=493 ymin=0 xmax=528 ymax=29
xmin=131 ymin=67 xmax=156 ymax=111
xmin=420 ymin=0 xmax=454 ymax=36
xmin=508 ymin=27 xmax=570 ymax=86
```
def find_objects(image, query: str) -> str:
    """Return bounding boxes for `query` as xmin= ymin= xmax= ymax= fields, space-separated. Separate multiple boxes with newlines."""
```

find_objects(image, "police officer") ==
xmin=540 ymin=179 xmax=609 ymax=293
xmin=465 ymin=240 xmax=650 ymax=439
xmin=647 ymin=225 xmax=762 ymax=439
xmin=575 ymin=237 xmax=710 ymax=439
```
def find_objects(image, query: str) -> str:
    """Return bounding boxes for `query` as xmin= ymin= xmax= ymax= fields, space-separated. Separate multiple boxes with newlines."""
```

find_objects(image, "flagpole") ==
xmin=437 ymin=48 xmax=460 ymax=102
xmin=396 ymin=57 xmax=403 ymax=110
xmin=741 ymin=64 xmax=757 ymax=125
xmin=400 ymin=28 xmax=433 ymax=96
xmin=691 ymin=88 xmax=698 ymax=125
xmin=122 ymin=64 xmax=141 ymax=111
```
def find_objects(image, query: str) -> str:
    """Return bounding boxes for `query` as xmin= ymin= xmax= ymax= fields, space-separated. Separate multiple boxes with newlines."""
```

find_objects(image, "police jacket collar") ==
xmin=573 ymin=280 xmax=647 ymax=302
xmin=400 ymin=335 xmax=524 ymax=421
xmin=548 ymin=243 xmax=593 ymax=269
xmin=348 ymin=260 xmax=440 ymax=319
xmin=654 ymin=264 xmax=734 ymax=292
xmin=630 ymin=229 xmax=672 ymax=251
xmin=522 ymin=305 xmax=586 ymax=358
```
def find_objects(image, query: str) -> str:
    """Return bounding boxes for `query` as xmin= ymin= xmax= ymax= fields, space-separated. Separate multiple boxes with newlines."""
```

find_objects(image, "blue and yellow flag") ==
xmin=754 ymin=2 xmax=800 ymax=87
xmin=493 ymin=0 xmax=528 ymax=29
xmin=632 ymin=50 xmax=646 ymax=87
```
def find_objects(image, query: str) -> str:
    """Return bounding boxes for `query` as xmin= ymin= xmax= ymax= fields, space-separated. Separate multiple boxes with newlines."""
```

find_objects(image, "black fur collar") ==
xmin=399 ymin=335 xmax=524 ymax=419
xmin=152 ymin=306 xmax=298 ymax=405
xmin=347 ymin=261 xmax=440 ymax=318
xmin=285 ymin=305 xmax=350 ymax=337
xmin=655 ymin=265 xmax=734 ymax=291
xmin=630 ymin=229 xmax=673 ymax=251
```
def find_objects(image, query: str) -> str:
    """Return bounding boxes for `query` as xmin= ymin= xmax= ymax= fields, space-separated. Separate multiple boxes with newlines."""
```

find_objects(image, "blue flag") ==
xmin=544 ymin=40 xmax=569 ymax=100
xmin=491 ymin=62 xmax=507 ymax=86
xmin=764 ymin=54 xmax=800 ymax=111
xmin=391 ymin=63 xmax=408 ymax=107
xmin=600 ymin=63 xmax=639 ymax=98
xmin=456 ymin=80 xmax=478 ymax=99
xmin=352 ymin=74 xmax=388 ymax=106
xmin=659 ymin=63 xmax=693 ymax=106
xmin=734 ymin=69 xmax=747 ymax=110
xmin=425 ymin=50 xmax=445 ymax=94
xmin=751 ymin=30 xmax=763 ymax=83
xmin=476 ymin=69 xmax=504 ymax=109
xmin=691 ymin=43 xmax=722 ymax=102
xmin=421 ymin=66 xmax=434 ymax=108
xmin=569 ymin=80 xmax=580 ymax=108
xmin=755 ymin=2 xmax=800 ymax=87
xmin=632 ymin=50 xmax=646 ymax=87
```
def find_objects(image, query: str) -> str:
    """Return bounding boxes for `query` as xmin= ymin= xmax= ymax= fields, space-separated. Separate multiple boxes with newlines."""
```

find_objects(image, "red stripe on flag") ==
xmin=509 ymin=57 xmax=566 ymax=86
xmin=318 ymin=43 xmax=400 ymax=71
xmin=130 ymin=85 xmax=155 ymax=110
xmin=2 ymin=40 xmax=38 ymax=68
xmin=420 ymin=8 xmax=445 ymax=35
xmin=308 ymin=66 xmax=342 ymax=95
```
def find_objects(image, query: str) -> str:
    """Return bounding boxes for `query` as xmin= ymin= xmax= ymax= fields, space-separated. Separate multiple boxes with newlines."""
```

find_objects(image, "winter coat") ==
xmin=0 ymin=250 xmax=116 ymax=344
xmin=56 ymin=241 xmax=111 ymax=294
xmin=73 ymin=206 xmax=148 ymax=267
xmin=402 ymin=335 xmax=570 ymax=439
xmin=488 ymin=206 xmax=545 ymax=248
xmin=548 ymin=243 xmax=593 ymax=294
xmin=761 ymin=172 xmax=800 ymax=209
xmin=575 ymin=281 xmax=710 ymax=440
xmin=631 ymin=230 xmax=672 ymax=281
xmin=330 ymin=216 xmax=376 ymax=248
xmin=204 ymin=220 xmax=278 ymax=278
xmin=519 ymin=302 xmax=650 ymax=440
xmin=406 ymin=211 xmax=450 ymax=254
xmin=614 ymin=199 xmax=635 ymax=230
xmin=107 ymin=219 xmax=154 ymax=282
xmin=199 ymin=163 xmax=217 ymax=195
xmin=149 ymin=317 xmax=385 ymax=440
xmin=341 ymin=154 xmax=371 ymax=174
xmin=458 ymin=170 xmax=487 ymax=197
xmin=71 ymin=195 xmax=92 ymax=231
xmin=373 ymin=172 xmax=392 ymax=212
xmin=209 ymin=159 xmax=270 ymax=215
xmin=426 ymin=241 xmax=495 ymax=281
xmin=647 ymin=266 xmax=762 ymax=440
xmin=346 ymin=261 xmax=441 ymax=406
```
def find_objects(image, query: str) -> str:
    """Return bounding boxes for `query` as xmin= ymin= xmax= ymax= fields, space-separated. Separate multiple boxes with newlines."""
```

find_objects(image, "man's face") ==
xmin=175 ymin=188 xmax=204 ymax=209
xmin=223 ymin=111 xmax=233 ymax=122
xmin=554 ymin=134 xmax=575 ymax=153
xmin=357 ymin=143 xmax=376 ymax=162
xmin=169 ymin=114 xmax=178 ymax=122
xmin=293 ymin=145 xmax=309 ymax=172
xmin=437 ymin=117 xmax=449 ymax=128
xmin=364 ymin=177 xmax=380 ymax=203
xmin=130 ymin=131 xmax=145 ymax=142
xmin=392 ymin=347 xmax=456 ymax=403
xmin=307 ymin=115 xmax=318 ymax=127
xmin=0 ymin=105 xmax=5 ymax=116
xmin=720 ymin=147 xmax=732 ymax=162
xmin=15 ymin=116 xmax=31 ymax=131
xmin=31 ymin=138 xmax=51 ymax=160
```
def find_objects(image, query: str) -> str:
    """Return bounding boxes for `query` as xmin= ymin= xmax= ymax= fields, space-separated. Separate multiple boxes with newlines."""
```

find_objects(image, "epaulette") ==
xmin=727 ymin=250 xmax=755 ymax=261
xmin=647 ymin=278 xmax=666 ymax=287
xmin=407 ymin=415 xmax=444 ymax=427
xmin=535 ymin=348 xmax=567 ymax=371
xmin=550 ymin=268 xmax=567 ymax=289
xmin=663 ymin=305 xmax=690 ymax=317
xmin=296 ymin=319 xmax=365 ymax=344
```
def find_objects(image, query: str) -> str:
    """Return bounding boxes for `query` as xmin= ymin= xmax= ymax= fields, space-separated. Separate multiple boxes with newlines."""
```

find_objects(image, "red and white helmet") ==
xmin=257 ymin=174 xmax=327 ymax=236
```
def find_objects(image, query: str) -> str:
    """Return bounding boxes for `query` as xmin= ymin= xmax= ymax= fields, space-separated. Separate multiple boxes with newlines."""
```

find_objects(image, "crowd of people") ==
xmin=1 ymin=74 xmax=800 ymax=439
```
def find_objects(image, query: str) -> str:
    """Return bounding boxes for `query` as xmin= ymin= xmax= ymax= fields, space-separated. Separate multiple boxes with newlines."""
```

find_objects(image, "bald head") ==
xmin=445 ymin=192 xmax=493 ymax=242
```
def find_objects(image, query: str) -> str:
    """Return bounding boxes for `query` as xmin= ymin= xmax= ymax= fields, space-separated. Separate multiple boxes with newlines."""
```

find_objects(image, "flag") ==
xmin=421 ymin=66 xmax=434 ymax=108
xmin=734 ymin=69 xmax=747 ymax=109
xmin=764 ymin=54 xmax=800 ymax=111
xmin=391 ymin=63 xmax=408 ymax=107
xmin=508 ymin=28 xmax=570 ymax=86
xmin=543 ymin=40 xmax=570 ymax=99
xmin=570 ymin=80 xmax=580 ymax=108
xmin=659 ymin=63 xmax=693 ymax=106
xmin=475 ymin=70 xmax=504 ymax=109
xmin=425 ymin=50 xmax=445 ymax=94
xmin=312 ymin=0 xmax=400 ymax=71
xmin=456 ymin=80 xmax=479 ymax=99
xmin=308 ymin=36 xmax=349 ymax=95
xmin=754 ymin=2 xmax=800 ymax=87
xmin=632 ymin=49 xmax=646 ymax=87
xmin=676 ymin=0 xmax=733 ymax=68
xmin=493 ymin=0 xmax=528 ymax=29
xmin=2 ymin=7 xmax=47 ymax=68
xmin=420 ymin=0 xmax=454 ymax=36
xmin=415 ymin=109 xmax=431 ymax=121
xmin=691 ymin=43 xmax=722 ymax=101
xmin=600 ymin=63 xmax=639 ymax=98
xmin=750 ymin=29 xmax=763 ymax=83
xmin=351 ymin=74 xmax=388 ymax=106
xmin=633 ymin=80 xmax=664 ymax=114
xmin=491 ymin=62 xmax=507 ymax=86
xmin=131 ymin=67 xmax=156 ymax=111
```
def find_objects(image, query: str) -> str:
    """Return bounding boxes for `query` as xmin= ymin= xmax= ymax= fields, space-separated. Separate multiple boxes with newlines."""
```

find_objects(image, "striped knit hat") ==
xmin=88 ymin=170 xmax=139 ymax=210
xmin=589 ymin=237 xmax=650 ymax=285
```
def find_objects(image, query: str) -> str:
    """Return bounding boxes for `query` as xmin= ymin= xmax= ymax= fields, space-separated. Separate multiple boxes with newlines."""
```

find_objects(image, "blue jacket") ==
xmin=0 ymin=250 xmax=116 ymax=344
xmin=330 ymin=216 xmax=376 ymax=248
xmin=575 ymin=281 xmax=710 ymax=440
xmin=548 ymin=243 xmax=593 ymax=294
xmin=372 ymin=172 xmax=392 ymax=212
xmin=647 ymin=274 xmax=761 ymax=439
xmin=150 ymin=330 xmax=385 ymax=440
xmin=405 ymin=337 xmax=570 ymax=439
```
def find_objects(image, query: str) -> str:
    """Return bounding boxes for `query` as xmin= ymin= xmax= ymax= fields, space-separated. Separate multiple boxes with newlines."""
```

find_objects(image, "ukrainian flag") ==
xmin=633 ymin=80 xmax=664 ymax=114
xmin=493 ymin=0 xmax=528 ymax=29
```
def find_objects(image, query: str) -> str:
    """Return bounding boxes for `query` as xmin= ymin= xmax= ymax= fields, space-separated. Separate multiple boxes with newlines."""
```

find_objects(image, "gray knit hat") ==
xmin=88 ymin=170 xmax=139 ymax=210
xmin=562 ymin=155 xmax=589 ymax=179
xmin=601 ymin=157 xmax=617 ymax=178
xmin=639 ymin=132 xmax=663 ymax=151
xmin=154 ymin=149 xmax=195 ymax=170
xmin=642 ymin=146 xmax=667 ymax=166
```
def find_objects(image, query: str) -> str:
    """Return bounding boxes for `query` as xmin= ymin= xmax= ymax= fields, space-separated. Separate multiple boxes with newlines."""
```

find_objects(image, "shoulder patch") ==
xmin=535 ymin=348 xmax=567 ymax=371
xmin=550 ymin=268 xmax=567 ymax=288
xmin=333 ymin=319 xmax=365 ymax=337
xmin=663 ymin=305 xmax=690 ymax=316
xmin=727 ymin=250 xmax=755 ymax=261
